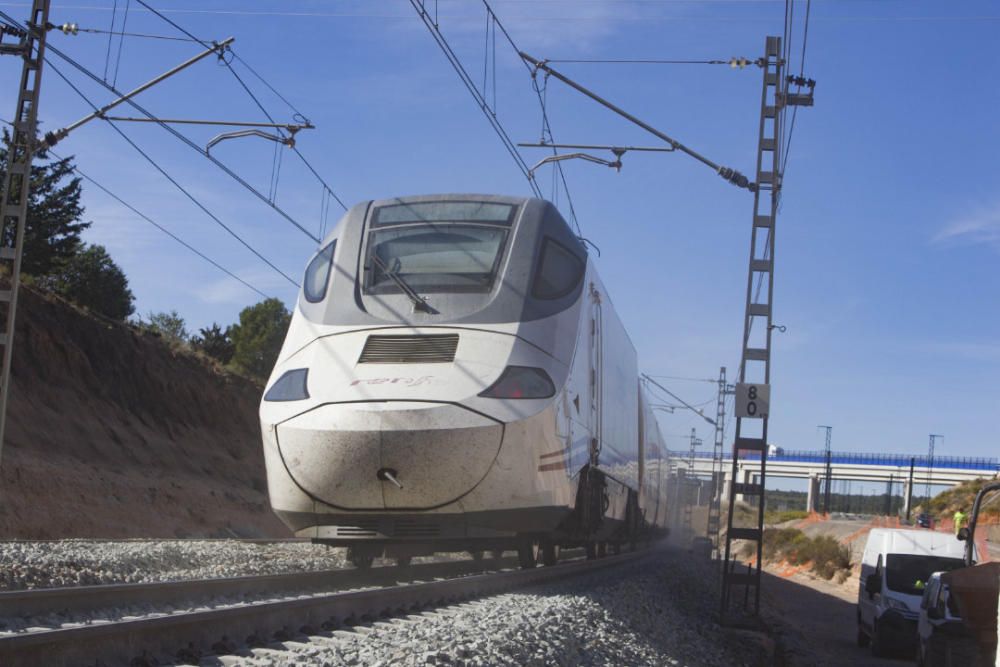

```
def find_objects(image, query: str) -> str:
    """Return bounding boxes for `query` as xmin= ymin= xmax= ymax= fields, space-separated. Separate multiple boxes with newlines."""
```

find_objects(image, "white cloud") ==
xmin=194 ymin=267 xmax=295 ymax=306
xmin=934 ymin=201 xmax=1000 ymax=248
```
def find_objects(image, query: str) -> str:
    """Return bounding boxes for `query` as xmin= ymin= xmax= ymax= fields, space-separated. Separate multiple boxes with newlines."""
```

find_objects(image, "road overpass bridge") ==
xmin=666 ymin=449 xmax=999 ymax=512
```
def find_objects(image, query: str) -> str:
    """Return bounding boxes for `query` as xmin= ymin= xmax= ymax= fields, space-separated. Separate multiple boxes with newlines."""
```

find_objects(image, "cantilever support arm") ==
xmin=520 ymin=52 xmax=753 ymax=191
xmin=43 ymin=36 xmax=236 ymax=147
xmin=528 ymin=152 xmax=621 ymax=178
xmin=642 ymin=374 xmax=717 ymax=426
xmin=206 ymin=128 xmax=296 ymax=153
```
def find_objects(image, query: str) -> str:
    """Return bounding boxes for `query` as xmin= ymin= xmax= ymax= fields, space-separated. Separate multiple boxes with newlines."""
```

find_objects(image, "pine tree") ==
xmin=52 ymin=244 xmax=135 ymax=320
xmin=0 ymin=131 xmax=90 ymax=276
xmin=230 ymin=298 xmax=291 ymax=380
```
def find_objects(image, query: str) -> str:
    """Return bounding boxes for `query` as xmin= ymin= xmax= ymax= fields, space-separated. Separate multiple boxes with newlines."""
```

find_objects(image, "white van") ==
xmin=856 ymin=528 xmax=971 ymax=656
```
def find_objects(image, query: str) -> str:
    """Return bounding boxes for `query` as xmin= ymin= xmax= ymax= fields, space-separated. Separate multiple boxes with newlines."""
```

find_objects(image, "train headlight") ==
xmin=264 ymin=369 xmax=310 ymax=402
xmin=478 ymin=366 xmax=555 ymax=399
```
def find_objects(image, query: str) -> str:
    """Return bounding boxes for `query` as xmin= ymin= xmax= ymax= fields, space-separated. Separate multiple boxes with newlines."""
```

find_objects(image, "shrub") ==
xmin=191 ymin=323 xmax=234 ymax=365
xmin=751 ymin=528 xmax=852 ymax=580
xmin=142 ymin=310 xmax=189 ymax=344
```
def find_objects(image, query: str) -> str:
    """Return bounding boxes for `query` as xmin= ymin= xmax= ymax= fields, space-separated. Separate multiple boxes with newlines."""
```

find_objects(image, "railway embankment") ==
xmin=0 ymin=287 xmax=285 ymax=539
xmin=0 ymin=547 xmax=773 ymax=667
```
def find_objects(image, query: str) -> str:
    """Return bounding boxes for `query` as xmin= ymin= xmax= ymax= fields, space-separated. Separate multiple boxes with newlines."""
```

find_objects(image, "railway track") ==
xmin=0 ymin=549 xmax=648 ymax=666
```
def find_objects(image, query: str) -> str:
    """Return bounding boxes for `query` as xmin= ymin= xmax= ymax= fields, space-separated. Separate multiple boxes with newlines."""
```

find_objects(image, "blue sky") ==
xmin=1 ymin=0 xmax=997 ymax=465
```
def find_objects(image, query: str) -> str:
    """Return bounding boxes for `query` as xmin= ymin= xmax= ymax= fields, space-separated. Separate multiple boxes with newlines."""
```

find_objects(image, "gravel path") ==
xmin=214 ymin=548 xmax=768 ymax=667
xmin=0 ymin=540 xmax=347 ymax=590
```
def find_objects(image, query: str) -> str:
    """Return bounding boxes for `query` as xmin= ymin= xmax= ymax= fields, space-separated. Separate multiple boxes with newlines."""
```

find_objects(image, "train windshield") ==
xmin=365 ymin=201 xmax=515 ymax=294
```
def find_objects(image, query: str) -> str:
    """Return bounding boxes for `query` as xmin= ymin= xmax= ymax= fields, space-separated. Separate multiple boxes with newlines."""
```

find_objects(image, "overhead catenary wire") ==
xmin=0 ymin=117 xmax=273 ymax=299
xmin=227 ymin=53 xmax=348 ymax=210
xmin=781 ymin=0 xmax=811 ymax=177
xmin=408 ymin=0 xmax=542 ymax=197
xmin=30 ymin=39 xmax=322 ymax=243
xmin=2 ymin=5 xmax=992 ymax=22
xmin=481 ymin=0 xmax=581 ymax=234
xmin=76 ymin=26 xmax=204 ymax=43
xmin=0 ymin=8 xmax=323 ymax=243
xmin=642 ymin=374 xmax=716 ymax=425
xmin=30 ymin=145 xmax=273 ymax=299
xmin=129 ymin=0 xmax=349 ymax=214
xmin=71 ymin=164 xmax=272 ymax=300
xmin=43 ymin=58 xmax=300 ymax=288
xmin=102 ymin=0 xmax=117 ymax=81
xmin=543 ymin=58 xmax=731 ymax=65
xmin=111 ymin=0 xmax=130 ymax=88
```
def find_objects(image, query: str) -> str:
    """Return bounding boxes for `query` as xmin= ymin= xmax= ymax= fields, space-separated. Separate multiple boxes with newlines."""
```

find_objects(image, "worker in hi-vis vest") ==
xmin=953 ymin=508 xmax=968 ymax=537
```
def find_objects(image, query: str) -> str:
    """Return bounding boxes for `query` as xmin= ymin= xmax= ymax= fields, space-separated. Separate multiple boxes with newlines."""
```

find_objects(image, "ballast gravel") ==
xmin=0 ymin=540 xmax=347 ymax=590
xmin=224 ymin=548 xmax=769 ymax=667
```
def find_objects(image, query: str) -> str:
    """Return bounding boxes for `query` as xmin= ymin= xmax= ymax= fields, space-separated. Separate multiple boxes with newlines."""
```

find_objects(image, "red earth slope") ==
xmin=0 ymin=287 xmax=287 ymax=538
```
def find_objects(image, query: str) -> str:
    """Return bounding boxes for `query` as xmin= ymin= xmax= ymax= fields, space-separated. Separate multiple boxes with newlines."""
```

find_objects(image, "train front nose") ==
xmin=275 ymin=402 xmax=503 ymax=509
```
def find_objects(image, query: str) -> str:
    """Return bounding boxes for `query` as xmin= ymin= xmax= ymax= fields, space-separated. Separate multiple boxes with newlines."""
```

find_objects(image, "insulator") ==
xmin=60 ymin=23 xmax=78 ymax=35
xmin=718 ymin=167 xmax=750 ymax=189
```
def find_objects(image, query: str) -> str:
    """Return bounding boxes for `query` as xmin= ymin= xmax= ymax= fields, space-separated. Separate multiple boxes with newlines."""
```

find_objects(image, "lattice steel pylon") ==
xmin=720 ymin=35 xmax=787 ymax=623
xmin=819 ymin=425 xmax=833 ymax=513
xmin=926 ymin=434 xmax=942 ymax=500
xmin=0 ymin=0 xmax=51 ymax=464
xmin=707 ymin=366 xmax=729 ymax=557
xmin=682 ymin=427 xmax=701 ymax=536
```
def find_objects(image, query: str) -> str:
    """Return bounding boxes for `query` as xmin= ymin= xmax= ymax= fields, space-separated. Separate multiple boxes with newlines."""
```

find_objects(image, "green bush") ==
xmin=798 ymin=536 xmax=851 ymax=579
xmin=747 ymin=528 xmax=852 ymax=580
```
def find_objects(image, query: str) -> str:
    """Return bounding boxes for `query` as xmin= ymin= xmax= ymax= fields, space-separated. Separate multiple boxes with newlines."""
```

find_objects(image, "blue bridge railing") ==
xmin=667 ymin=449 xmax=999 ymax=472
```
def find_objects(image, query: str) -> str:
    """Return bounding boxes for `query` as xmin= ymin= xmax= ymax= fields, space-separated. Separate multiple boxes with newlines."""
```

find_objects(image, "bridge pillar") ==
xmin=807 ymin=474 xmax=820 ymax=512
xmin=721 ymin=470 xmax=733 ymax=503
xmin=735 ymin=468 xmax=752 ymax=503
xmin=903 ymin=479 xmax=912 ymax=518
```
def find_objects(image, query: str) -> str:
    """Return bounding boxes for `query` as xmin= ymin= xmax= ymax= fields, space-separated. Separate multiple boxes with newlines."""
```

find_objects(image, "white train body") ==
xmin=260 ymin=195 xmax=669 ymax=556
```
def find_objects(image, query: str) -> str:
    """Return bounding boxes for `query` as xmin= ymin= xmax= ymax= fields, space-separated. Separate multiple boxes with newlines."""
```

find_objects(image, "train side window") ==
xmin=532 ymin=238 xmax=584 ymax=300
xmin=303 ymin=240 xmax=336 ymax=303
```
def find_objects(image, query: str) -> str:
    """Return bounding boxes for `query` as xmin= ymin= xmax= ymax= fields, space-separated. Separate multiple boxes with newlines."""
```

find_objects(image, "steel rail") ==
xmin=0 ymin=550 xmax=648 ymax=667
xmin=0 ymin=557 xmax=518 ymax=619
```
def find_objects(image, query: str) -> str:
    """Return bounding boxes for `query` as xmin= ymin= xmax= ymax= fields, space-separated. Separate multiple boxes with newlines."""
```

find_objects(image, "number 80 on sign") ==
xmin=735 ymin=383 xmax=770 ymax=419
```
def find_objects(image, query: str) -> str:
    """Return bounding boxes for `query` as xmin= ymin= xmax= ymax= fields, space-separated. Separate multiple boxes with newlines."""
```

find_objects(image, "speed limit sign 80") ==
xmin=735 ymin=383 xmax=770 ymax=419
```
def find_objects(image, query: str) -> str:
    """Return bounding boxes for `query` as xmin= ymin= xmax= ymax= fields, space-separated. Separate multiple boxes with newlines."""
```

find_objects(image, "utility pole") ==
xmin=707 ymin=367 xmax=733 ymax=558
xmin=0 ymin=0 xmax=51 ymax=463
xmin=926 ymin=434 xmax=942 ymax=500
xmin=818 ymin=425 xmax=833 ymax=514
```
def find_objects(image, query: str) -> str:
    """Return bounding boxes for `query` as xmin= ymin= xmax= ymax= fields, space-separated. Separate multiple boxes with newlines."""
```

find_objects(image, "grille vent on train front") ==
xmin=358 ymin=334 xmax=459 ymax=364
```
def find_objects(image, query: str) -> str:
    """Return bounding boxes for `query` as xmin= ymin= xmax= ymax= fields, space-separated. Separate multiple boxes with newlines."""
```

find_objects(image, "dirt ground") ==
xmin=762 ymin=565 xmax=902 ymax=667
xmin=758 ymin=514 xmax=999 ymax=666
xmin=0 ymin=287 xmax=287 ymax=539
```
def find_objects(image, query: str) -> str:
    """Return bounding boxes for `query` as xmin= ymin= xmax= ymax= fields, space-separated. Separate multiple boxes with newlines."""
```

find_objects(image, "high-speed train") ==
xmin=260 ymin=194 xmax=671 ymax=568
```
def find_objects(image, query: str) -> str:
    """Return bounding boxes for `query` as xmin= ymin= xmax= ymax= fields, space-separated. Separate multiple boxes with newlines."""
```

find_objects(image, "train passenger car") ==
xmin=259 ymin=194 xmax=669 ymax=568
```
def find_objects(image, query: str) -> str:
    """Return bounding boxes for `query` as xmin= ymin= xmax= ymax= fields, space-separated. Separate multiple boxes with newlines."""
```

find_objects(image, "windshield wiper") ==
xmin=371 ymin=254 xmax=436 ymax=314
